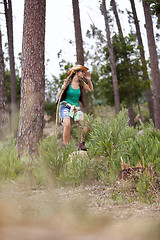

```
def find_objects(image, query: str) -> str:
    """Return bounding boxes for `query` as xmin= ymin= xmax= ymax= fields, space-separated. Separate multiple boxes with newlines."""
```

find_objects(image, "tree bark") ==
xmin=72 ymin=0 xmax=88 ymax=113
xmin=111 ymin=0 xmax=135 ymax=124
xmin=128 ymin=104 xmax=135 ymax=126
xmin=0 ymin=28 xmax=9 ymax=139
xmin=4 ymin=0 xmax=17 ymax=134
xmin=130 ymin=0 xmax=154 ymax=122
xmin=110 ymin=0 xmax=123 ymax=36
xmin=17 ymin=0 xmax=46 ymax=157
xmin=142 ymin=1 xmax=160 ymax=129
xmin=72 ymin=0 xmax=84 ymax=65
xmin=102 ymin=0 xmax=120 ymax=114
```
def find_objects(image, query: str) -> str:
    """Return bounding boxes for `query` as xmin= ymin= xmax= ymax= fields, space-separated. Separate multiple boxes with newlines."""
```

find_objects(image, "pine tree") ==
xmin=130 ymin=0 xmax=154 ymax=122
xmin=72 ymin=0 xmax=84 ymax=65
xmin=102 ymin=0 xmax=120 ymax=114
xmin=4 ymin=0 xmax=17 ymax=134
xmin=0 ymin=28 xmax=9 ymax=139
xmin=143 ymin=1 xmax=160 ymax=129
xmin=17 ymin=0 xmax=46 ymax=157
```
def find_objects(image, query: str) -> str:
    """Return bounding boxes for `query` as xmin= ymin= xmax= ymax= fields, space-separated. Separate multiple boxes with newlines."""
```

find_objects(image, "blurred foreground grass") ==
xmin=0 ymin=180 xmax=160 ymax=240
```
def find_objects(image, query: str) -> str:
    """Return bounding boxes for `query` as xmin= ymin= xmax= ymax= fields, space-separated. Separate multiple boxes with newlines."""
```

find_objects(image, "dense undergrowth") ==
xmin=0 ymin=109 xmax=160 ymax=203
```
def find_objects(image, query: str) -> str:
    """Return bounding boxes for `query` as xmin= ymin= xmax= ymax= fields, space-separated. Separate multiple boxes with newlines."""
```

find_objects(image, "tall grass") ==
xmin=88 ymin=110 xmax=160 ymax=174
xmin=0 ymin=109 xmax=160 ymax=202
xmin=0 ymin=136 xmax=22 ymax=178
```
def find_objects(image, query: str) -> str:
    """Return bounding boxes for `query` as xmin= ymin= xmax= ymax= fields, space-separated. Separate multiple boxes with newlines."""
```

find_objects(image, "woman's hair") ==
xmin=71 ymin=72 xmax=76 ymax=80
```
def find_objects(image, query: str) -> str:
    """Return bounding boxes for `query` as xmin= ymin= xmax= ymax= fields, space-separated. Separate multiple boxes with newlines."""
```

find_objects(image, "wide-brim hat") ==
xmin=67 ymin=65 xmax=89 ymax=76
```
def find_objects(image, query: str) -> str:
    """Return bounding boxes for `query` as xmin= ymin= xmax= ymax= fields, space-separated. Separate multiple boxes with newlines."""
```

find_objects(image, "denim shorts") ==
xmin=59 ymin=104 xmax=83 ymax=123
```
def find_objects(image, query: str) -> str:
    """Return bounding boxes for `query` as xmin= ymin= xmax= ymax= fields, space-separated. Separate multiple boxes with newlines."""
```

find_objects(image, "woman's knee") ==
xmin=63 ymin=118 xmax=71 ymax=130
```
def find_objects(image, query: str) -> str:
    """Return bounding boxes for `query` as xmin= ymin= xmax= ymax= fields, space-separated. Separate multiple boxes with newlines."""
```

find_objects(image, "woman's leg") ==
xmin=63 ymin=118 xmax=71 ymax=145
xmin=78 ymin=115 xmax=88 ymax=142
xmin=78 ymin=116 xmax=88 ymax=150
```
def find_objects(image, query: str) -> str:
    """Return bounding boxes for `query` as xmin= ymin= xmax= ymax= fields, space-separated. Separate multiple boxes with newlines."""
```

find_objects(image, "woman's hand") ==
xmin=83 ymin=72 xmax=94 ymax=92
xmin=61 ymin=79 xmax=69 ymax=90
xmin=62 ymin=84 xmax=67 ymax=90
xmin=84 ymin=72 xmax=91 ymax=81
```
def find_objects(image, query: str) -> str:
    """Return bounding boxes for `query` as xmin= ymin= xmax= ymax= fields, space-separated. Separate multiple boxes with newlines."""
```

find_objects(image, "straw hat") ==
xmin=67 ymin=65 xmax=89 ymax=76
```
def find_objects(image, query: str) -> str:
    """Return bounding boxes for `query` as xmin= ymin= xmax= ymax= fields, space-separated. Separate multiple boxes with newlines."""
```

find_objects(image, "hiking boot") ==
xmin=78 ymin=142 xmax=87 ymax=151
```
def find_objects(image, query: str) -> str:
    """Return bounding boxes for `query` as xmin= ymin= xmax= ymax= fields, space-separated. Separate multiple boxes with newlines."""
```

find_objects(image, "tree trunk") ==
xmin=0 ymin=28 xmax=9 ymax=139
xmin=142 ymin=1 xmax=160 ymax=129
xmin=128 ymin=104 xmax=135 ymax=126
xmin=130 ymin=0 xmax=154 ymax=122
xmin=17 ymin=0 xmax=46 ymax=157
xmin=72 ymin=0 xmax=88 ymax=113
xmin=110 ymin=0 xmax=123 ymax=36
xmin=72 ymin=0 xmax=84 ymax=65
xmin=102 ymin=0 xmax=120 ymax=114
xmin=111 ymin=0 xmax=135 ymax=124
xmin=4 ymin=0 xmax=17 ymax=134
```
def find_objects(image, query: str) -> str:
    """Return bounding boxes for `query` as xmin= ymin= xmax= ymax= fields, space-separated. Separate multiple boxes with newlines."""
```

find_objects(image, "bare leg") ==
xmin=63 ymin=118 xmax=71 ymax=145
xmin=78 ymin=116 xmax=88 ymax=142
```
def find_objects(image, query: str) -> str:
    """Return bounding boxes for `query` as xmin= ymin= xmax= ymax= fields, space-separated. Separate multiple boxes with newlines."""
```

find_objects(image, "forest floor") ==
xmin=0 ymin=180 xmax=160 ymax=240
xmin=0 ymin=120 xmax=160 ymax=240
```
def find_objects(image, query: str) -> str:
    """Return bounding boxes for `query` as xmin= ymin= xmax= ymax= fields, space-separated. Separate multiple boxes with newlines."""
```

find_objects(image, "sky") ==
xmin=0 ymin=0 xmax=159 ymax=79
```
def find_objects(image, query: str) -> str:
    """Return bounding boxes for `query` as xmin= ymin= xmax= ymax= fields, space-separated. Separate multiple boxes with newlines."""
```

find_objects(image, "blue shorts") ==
xmin=59 ymin=104 xmax=83 ymax=123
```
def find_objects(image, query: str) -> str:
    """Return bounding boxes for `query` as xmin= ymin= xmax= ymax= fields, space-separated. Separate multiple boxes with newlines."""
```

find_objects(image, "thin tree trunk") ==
xmin=130 ymin=0 xmax=154 ymax=122
xmin=143 ymin=1 xmax=160 ymax=129
xmin=102 ymin=0 xmax=120 ymax=114
xmin=0 ymin=28 xmax=9 ymax=139
xmin=72 ymin=0 xmax=88 ymax=113
xmin=4 ymin=0 xmax=17 ymax=134
xmin=128 ymin=104 xmax=135 ymax=126
xmin=17 ymin=0 xmax=46 ymax=157
xmin=111 ymin=0 xmax=135 ymax=124
xmin=110 ymin=0 xmax=123 ymax=36
xmin=72 ymin=0 xmax=84 ymax=65
xmin=137 ymin=101 xmax=143 ymax=121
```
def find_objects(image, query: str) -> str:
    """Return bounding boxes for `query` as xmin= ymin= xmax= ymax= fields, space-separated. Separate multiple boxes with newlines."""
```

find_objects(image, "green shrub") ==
xmin=38 ymin=135 xmax=77 ymax=178
xmin=87 ymin=109 xmax=160 ymax=186
xmin=59 ymin=154 xmax=102 ymax=185
xmin=88 ymin=109 xmax=136 ymax=181
xmin=0 ymin=136 xmax=23 ymax=179
xmin=44 ymin=100 xmax=57 ymax=118
xmin=71 ymin=113 xmax=95 ymax=142
xmin=127 ymin=120 xmax=160 ymax=172
xmin=0 ymin=109 xmax=160 ymax=200
xmin=136 ymin=173 xmax=157 ymax=203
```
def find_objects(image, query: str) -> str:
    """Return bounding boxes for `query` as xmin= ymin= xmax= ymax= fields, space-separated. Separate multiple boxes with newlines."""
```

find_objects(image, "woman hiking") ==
xmin=57 ymin=65 xmax=93 ymax=151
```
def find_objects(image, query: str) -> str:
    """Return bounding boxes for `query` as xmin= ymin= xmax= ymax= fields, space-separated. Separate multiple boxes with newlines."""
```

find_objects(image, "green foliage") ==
xmin=86 ymin=24 xmax=148 ymax=107
xmin=59 ymin=153 xmax=92 ymax=185
xmin=44 ymin=100 xmax=56 ymax=118
xmin=87 ymin=109 xmax=160 ymax=190
xmin=0 ymin=110 xmax=160 ymax=202
xmin=136 ymin=173 xmax=157 ymax=203
xmin=71 ymin=113 xmax=95 ymax=142
xmin=150 ymin=0 xmax=160 ymax=29
xmin=38 ymin=135 xmax=65 ymax=177
xmin=127 ymin=121 xmax=160 ymax=172
xmin=0 ymin=136 xmax=22 ymax=178
xmin=88 ymin=109 xmax=136 ymax=180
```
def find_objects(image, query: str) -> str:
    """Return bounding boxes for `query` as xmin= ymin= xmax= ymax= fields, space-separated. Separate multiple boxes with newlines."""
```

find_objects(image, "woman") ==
xmin=58 ymin=65 xmax=93 ymax=150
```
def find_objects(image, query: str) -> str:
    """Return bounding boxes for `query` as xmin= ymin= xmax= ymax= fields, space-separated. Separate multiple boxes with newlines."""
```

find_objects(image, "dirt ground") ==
xmin=0 ymin=180 xmax=160 ymax=240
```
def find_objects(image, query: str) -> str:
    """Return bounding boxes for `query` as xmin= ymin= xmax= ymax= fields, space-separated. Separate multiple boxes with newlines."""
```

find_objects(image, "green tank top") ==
xmin=64 ymin=84 xmax=81 ymax=107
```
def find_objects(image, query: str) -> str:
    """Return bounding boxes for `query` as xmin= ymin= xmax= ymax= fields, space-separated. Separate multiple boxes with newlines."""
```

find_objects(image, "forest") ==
xmin=0 ymin=0 xmax=160 ymax=239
